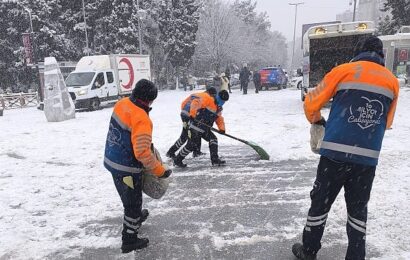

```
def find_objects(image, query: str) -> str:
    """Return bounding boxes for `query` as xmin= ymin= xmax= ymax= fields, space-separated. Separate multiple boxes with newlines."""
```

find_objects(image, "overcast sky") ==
xmin=254 ymin=0 xmax=353 ymax=41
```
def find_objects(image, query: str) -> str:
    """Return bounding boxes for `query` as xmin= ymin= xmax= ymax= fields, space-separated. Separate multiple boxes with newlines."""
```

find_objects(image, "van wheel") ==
xmin=90 ymin=98 xmax=100 ymax=111
xmin=297 ymin=82 xmax=302 ymax=89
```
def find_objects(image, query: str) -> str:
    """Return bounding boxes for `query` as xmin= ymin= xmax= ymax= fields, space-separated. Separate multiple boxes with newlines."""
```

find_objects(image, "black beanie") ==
xmin=219 ymin=90 xmax=229 ymax=101
xmin=131 ymin=79 xmax=158 ymax=102
xmin=206 ymin=86 xmax=217 ymax=96
xmin=354 ymin=35 xmax=384 ymax=58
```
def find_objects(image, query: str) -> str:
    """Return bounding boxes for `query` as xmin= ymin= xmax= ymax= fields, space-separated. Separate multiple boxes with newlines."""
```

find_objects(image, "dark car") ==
xmin=259 ymin=67 xmax=288 ymax=90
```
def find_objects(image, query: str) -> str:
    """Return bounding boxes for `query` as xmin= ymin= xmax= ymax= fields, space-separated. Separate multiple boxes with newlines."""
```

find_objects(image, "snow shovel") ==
xmin=192 ymin=119 xmax=270 ymax=160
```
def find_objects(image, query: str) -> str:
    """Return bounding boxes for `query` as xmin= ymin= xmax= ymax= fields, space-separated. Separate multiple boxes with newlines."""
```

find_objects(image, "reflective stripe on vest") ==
xmin=320 ymin=141 xmax=380 ymax=159
xmin=206 ymin=107 xmax=217 ymax=113
xmin=112 ymin=113 xmax=131 ymax=132
xmin=338 ymin=82 xmax=394 ymax=100
xmin=104 ymin=157 xmax=142 ymax=173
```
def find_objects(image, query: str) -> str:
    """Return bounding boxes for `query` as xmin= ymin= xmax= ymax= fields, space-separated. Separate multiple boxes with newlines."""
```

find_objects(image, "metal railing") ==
xmin=0 ymin=93 xmax=38 ymax=110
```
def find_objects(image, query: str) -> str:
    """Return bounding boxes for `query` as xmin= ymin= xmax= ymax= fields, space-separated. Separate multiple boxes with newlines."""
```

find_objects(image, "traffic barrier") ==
xmin=0 ymin=93 xmax=38 ymax=110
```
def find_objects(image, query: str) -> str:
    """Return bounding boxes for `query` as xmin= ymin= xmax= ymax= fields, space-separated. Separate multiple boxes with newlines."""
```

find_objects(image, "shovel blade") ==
xmin=247 ymin=141 xmax=270 ymax=160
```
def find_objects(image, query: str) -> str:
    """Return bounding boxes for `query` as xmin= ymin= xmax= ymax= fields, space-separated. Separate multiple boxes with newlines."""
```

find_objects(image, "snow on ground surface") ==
xmin=1 ymin=87 xmax=410 ymax=259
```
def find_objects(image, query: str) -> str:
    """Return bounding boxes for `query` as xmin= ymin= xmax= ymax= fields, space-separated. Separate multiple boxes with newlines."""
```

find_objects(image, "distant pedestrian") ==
xmin=253 ymin=71 xmax=261 ymax=93
xmin=292 ymin=36 xmax=399 ymax=260
xmin=225 ymin=68 xmax=232 ymax=93
xmin=239 ymin=65 xmax=251 ymax=95
xmin=181 ymin=75 xmax=188 ymax=91
xmin=220 ymin=72 xmax=230 ymax=92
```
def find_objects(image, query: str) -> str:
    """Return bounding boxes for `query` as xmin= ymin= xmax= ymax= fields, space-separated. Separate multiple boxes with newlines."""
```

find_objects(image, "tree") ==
xmin=192 ymin=0 xmax=287 ymax=74
xmin=0 ymin=1 xmax=30 ymax=91
xmin=158 ymin=0 xmax=201 ymax=87
xmin=0 ymin=0 xmax=70 ymax=92
xmin=378 ymin=0 xmax=410 ymax=35
xmin=193 ymin=0 xmax=250 ymax=73
xmin=232 ymin=0 xmax=257 ymax=25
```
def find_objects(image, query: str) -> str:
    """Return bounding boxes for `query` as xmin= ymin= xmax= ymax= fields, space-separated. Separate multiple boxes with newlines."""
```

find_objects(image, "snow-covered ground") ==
xmin=1 ymin=87 xmax=410 ymax=259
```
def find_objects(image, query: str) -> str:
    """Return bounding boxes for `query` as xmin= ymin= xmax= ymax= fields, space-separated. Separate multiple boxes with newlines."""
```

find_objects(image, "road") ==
xmin=56 ymin=145 xmax=380 ymax=260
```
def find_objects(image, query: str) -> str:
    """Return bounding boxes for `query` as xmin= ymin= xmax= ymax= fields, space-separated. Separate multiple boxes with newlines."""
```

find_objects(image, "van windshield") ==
xmin=66 ymin=72 xmax=95 ymax=87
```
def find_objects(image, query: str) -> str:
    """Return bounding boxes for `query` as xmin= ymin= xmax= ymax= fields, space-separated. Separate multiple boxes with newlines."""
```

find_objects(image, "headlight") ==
xmin=314 ymin=27 xmax=327 ymax=35
xmin=356 ymin=23 xmax=368 ymax=30
xmin=77 ymin=89 xmax=88 ymax=96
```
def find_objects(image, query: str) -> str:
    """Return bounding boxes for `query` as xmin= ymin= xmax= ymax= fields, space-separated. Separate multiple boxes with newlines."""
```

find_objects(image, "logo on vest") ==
xmin=348 ymin=97 xmax=384 ymax=130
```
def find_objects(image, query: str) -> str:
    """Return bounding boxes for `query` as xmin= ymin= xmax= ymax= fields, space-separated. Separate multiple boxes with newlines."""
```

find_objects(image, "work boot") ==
xmin=137 ymin=209 xmax=149 ymax=226
xmin=173 ymin=155 xmax=187 ymax=168
xmin=121 ymin=237 xmax=149 ymax=253
xmin=193 ymin=151 xmax=205 ymax=158
xmin=292 ymin=243 xmax=317 ymax=260
xmin=166 ymin=150 xmax=176 ymax=159
xmin=211 ymin=157 xmax=226 ymax=166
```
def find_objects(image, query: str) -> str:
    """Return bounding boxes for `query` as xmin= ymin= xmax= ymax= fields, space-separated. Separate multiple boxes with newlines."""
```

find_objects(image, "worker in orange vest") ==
xmin=173 ymin=90 xmax=229 ymax=167
xmin=292 ymin=36 xmax=399 ymax=260
xmin=104 ymin=79 xmax=171 ymax=253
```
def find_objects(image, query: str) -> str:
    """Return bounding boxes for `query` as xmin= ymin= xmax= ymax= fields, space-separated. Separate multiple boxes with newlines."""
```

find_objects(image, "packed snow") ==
xmin=1 ymin=87 xmax=410 ymax=259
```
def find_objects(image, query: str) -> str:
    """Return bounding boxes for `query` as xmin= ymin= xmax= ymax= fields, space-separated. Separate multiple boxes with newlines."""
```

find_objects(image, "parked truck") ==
xmin=301 ymin=21 xmax=375 ymax=101
xmin=66 ymin=54 xmax=151 ymax=110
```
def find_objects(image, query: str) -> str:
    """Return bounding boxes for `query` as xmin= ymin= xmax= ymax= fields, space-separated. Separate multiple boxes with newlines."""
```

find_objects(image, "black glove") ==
xmin=160 ymin=169 xmax=172 ymax=179
xmin=219 ymin=130 xmax=226 ymax=134
xmin=314 ymin=117 xmax=326 ymax=127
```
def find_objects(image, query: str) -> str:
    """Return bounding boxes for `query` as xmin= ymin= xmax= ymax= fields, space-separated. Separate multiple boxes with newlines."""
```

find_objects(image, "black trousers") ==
xmin=112 ymin=172 xmax=144 ymax=242
xmin=302 ymin=156 xmax=375 ymax=260
xmin=254 ymin=81 xmax=260 ymax=93
xmin=168 ymin=116 xmax=201 ymax=155
xmin=241 ymin=81 xmax=248 ymax=94
xmin=178 ymin=128 xmax=218 ymax=160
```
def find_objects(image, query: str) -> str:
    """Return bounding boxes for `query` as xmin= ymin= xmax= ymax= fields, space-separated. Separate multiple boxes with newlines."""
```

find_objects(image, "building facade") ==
xmin=336 ymin=0 xmax=389 ymax=26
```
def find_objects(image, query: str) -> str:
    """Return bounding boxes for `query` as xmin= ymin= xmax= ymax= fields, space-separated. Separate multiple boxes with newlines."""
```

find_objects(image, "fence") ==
xmin=0 ymin=93 xmax=38 ymax=110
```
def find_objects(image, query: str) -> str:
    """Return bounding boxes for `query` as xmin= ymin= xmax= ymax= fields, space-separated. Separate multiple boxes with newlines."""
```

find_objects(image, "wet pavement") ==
xmin=54 ymin=145 xmax=380 ymax=260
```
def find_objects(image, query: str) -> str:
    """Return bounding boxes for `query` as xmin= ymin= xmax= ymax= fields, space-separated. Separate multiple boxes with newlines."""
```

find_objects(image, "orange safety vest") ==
xmin=304 ymin=60 xmax=399 ymax=166
xmin=189 ymin=92 xmax=225 ymax=132
xmin=104 ymin=98 xmax=166 ymax=177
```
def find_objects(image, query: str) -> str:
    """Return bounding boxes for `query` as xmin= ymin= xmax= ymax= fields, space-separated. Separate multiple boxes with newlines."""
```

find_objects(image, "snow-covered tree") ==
xmin=158 ymin=0 xmax=201 ymax=87
xmin=0 ymin=0 xmax=70 ymax=92
xmin=192 ymin=0 xmax=287 ymax=74
xmin=0 ymin=1 xmax=30 ymax=91
xmin=378 ymin=0 xmax=410 ymax=35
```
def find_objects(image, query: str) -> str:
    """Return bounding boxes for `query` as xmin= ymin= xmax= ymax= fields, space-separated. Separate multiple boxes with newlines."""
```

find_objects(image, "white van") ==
xmin=66 ymin=54 xmax=151 ymax=110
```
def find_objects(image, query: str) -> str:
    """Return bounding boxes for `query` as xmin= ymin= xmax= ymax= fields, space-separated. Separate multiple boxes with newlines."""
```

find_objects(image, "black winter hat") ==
xmin=354 ymin=35 xmax=384 ymax=58
xmin=219 ymin=90 xmax=229 ymax=101
xmin=206 ymin=86 xmax=217 ymax=96
xmin=131 ymin=79 xmax=158 ymax=102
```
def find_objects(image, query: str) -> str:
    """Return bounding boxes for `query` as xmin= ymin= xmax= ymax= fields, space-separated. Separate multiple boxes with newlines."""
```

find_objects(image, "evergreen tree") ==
xmin=158 ymin=0 xmax=201 ymax=75
xmin=378 ymin=0 xmax=410 ymax=35
xmin=0 ymin=1 xmax=31 ymax=91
